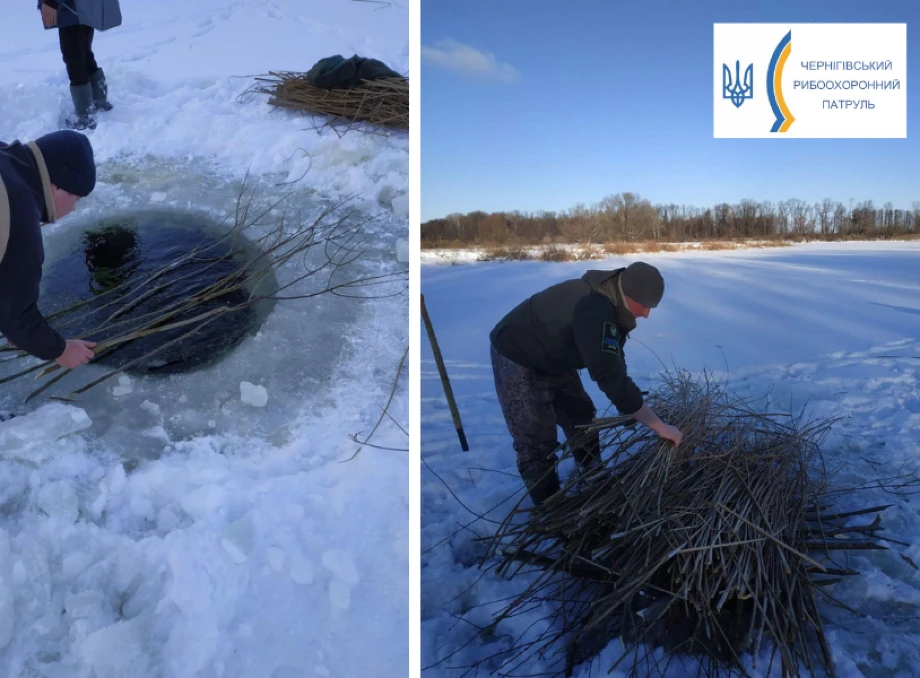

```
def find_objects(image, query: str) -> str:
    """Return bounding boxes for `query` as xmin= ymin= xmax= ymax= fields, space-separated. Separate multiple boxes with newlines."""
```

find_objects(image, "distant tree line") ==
xmin=421 ymin=192 xmax=920 ymax=246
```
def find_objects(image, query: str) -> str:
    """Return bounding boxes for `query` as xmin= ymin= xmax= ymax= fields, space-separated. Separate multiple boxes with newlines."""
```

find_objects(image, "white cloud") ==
xmin=421 ymin=38 xmax=520 ymax=84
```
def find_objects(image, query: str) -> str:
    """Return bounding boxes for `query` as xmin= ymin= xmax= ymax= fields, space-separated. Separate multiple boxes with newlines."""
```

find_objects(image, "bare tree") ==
xmin=883 ymin=202 xmax=895 ymax=231
xmin=831 ymin=202 xmax=847 ymax=236
xmin=816 ymin=199 xmax=834 ymax=236
xmin=561 ymin=203 xmax=602 ymax=244
xmin=776 ymin=200 xmax=790 ymax=236
xmin=420 ymin=194 xmax=919 ymax=246
xmin=785 ymin=199 xmax=811 ymax=235
xmin=477 ymin=213 xmax=509 ymax=244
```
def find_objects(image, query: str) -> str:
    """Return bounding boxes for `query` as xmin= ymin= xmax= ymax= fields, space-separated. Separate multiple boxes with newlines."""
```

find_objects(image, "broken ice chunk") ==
xmin=113 ymin=375 xmax=133 ymax=397
xmin=0 ymin=403 xmax=92 ymax=456
xmin=396 ymin=238 xmax=409 ymax=263
xmin=37 ymin=482 xmax=79 ymax=524
xmin=240 ymin=381 xmax=269 ymax=407
xmin=391 ymin=193 xmax=408 ymax=218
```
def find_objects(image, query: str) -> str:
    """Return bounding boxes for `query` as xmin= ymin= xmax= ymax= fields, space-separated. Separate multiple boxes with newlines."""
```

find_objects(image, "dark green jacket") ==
xmin=489 ymin=268 xmax=644 ymax=415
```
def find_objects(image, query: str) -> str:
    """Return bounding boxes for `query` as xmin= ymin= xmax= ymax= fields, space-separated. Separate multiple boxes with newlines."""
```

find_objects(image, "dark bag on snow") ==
xmin=305 ymin=54 xmax=403 ymax=89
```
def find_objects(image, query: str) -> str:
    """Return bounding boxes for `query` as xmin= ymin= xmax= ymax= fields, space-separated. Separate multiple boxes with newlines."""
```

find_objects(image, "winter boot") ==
xmin=68 ymin=83 xmax=96 ymax=131
xmin=521 ymin=464 xmax=561 ymax=507
xmin=571 ymin=429 xmax=601 ymax=472
xmin=89 ymin=68 xmax=113 ymax=112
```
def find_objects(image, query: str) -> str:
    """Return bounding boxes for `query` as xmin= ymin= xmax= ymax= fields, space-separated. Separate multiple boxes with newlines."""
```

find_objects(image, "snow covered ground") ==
xmin=419 ymin=238 xmax=920 ymax=265
xmin=0 ymin=2 xmax=408 ymax=677
xmin=420 ymin=241 xmax=920 ymax=678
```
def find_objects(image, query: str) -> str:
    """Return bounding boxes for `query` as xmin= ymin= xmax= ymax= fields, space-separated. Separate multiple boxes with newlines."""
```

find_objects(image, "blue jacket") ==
xmin=0 ymin=140 xmax=67 ymax=361
xmin=39 ymin=0 xmax=122 ymax=32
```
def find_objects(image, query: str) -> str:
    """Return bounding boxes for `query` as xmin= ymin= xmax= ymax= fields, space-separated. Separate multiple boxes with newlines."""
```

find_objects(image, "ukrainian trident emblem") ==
xmin=722 ymin=60 xmax=754 ymax=108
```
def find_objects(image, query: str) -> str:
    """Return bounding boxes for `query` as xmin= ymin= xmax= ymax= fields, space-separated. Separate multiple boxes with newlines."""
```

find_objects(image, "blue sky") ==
xmin=421 ymin=0 xmax=918 ymax=222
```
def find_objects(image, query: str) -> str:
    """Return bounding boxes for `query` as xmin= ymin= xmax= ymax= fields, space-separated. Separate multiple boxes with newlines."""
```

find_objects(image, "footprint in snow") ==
xmin=288 ymin=556 xmax=314 ymax=585
xmin=322 ymin=548 xmax=359 ymax=612
xmin=193 ymin=19 xmax=214 ymax=38
xmin=123 ymin=37 xmax=177 ymax=63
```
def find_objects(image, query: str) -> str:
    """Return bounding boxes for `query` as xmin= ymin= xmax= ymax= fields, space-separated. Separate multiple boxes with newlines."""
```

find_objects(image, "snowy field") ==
xmin=420 ymin=241 xmax=920 ymax=678
xmin=0 ymin=2 xmax=408 ymax=677
xmin=418 ymin=238 xmax=920 ymax=265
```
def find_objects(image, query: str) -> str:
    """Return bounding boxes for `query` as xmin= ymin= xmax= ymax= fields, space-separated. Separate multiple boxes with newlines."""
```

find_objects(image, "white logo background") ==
xmin=713 ymin=23 xmax=907 ymax=139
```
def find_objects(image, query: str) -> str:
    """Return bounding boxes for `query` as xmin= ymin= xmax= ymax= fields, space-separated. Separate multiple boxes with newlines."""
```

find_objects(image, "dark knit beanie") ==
xmin=621 ymin=261 xmax=664 ymax=308
xmin=33 ymin=130 xmax=96 ymax=197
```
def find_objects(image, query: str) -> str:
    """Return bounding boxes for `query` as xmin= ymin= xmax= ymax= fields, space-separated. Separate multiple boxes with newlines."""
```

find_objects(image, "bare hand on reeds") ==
xmin=632 ymin=403 xmax=682 ymax=448
xmin=656 ymin=422 xmax=683 ymax=447
xmin=56 ymin=339 xmax=96 ymax=370
xmin=41 ymin=3 xmax=57 ymax=28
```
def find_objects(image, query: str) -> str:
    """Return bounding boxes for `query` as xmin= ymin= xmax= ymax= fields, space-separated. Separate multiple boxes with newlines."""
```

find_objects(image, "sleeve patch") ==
xmin=601 ymin=322 xmax=620 ymax=355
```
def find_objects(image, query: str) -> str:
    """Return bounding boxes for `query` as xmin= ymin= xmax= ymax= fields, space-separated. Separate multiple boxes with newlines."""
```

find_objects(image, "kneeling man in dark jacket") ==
xmin=489 ymin=261 xmax=683 ymax=506
xmin=0 ymin=130 xmax=98 ymax=370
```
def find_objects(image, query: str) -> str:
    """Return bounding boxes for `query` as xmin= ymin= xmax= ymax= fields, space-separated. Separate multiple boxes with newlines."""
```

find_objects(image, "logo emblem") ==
xmin=767 ymin=30 xmax=795 ymax=132
xmin=601 ymin=322 xmax=621 ymax=355
xmin=722 ymin=60 xmax=754 ymax=108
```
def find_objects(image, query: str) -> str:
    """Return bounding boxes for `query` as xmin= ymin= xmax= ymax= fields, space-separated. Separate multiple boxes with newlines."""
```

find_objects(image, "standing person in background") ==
xmin=39 ymin=0 xmax=122 ymax=131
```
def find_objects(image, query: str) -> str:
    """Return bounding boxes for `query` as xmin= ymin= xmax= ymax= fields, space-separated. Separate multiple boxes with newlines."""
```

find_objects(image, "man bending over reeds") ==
xmin=0 ymin=130 xmax=98 ymax=370
xmin=489 ymin=262 xmax=683 ymax=506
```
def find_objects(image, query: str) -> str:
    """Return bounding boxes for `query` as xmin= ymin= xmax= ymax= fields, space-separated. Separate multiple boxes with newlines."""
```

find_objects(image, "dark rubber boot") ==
xmin=522 ymin=464 xmax=561 ymax=507
xmin=571 ymin=429 xmax=601 ymax=471
xmin=68 ymin=83 xmax=97 ymax=131
xmin=90 ymin=68 xmax=113 ymax=112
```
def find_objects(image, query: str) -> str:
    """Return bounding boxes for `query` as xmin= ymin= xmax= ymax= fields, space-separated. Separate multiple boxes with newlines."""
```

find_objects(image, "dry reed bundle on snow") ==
xmin=248 ymin=70 xmax=409 ymax=132
xmin=472 ymin=371 xmax=900 ymax=678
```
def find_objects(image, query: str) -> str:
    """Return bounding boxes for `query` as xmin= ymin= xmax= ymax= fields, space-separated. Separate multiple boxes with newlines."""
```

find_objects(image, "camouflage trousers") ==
xmin=490 ymin=343 xmax=600 ymax=505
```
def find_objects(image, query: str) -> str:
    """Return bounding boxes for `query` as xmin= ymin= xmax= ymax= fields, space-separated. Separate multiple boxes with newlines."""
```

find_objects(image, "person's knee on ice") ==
xmin=0 ymin=130 xmax=99 ymax=370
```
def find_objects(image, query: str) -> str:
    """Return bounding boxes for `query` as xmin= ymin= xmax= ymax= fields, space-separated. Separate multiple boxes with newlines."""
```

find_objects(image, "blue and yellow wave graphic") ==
xmin=767 ymin=30 xmax=795 ymax=133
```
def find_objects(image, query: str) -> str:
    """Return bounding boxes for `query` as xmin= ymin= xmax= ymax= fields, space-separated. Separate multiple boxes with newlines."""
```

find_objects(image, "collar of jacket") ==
xmin=0 ymin=176 xmax=9 ymax=264
xmin=581 ymin=268 xmax=637 ymax=334
xmin=26 ymin=141 xmax=56 ymax=224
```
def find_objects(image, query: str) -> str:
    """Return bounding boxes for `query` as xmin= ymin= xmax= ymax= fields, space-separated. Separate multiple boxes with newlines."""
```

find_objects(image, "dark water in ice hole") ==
xmin=41 ymin=210 xmax=276 ymax=375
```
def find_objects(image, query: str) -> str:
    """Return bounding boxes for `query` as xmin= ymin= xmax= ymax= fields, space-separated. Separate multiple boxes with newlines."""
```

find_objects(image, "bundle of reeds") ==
xmin=248 ymin=71 xmax=409 ymax=132
xmin=0 ymin=180 xmax=407 ymax=403
xmin=474 ymin=371 xmax=899 ymax=678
